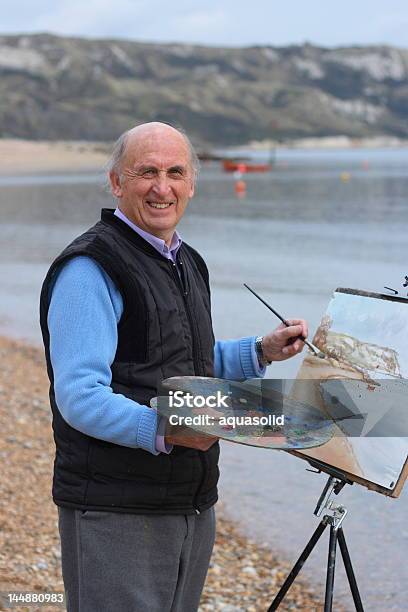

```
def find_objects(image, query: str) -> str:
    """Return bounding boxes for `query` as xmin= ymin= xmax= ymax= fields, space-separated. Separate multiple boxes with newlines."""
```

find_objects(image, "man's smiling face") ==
xmin=109 ymin=124 xmax=195 ymax=245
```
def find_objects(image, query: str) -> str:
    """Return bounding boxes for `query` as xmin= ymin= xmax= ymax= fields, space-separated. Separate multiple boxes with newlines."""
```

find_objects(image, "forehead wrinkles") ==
xmin=124 ymin=133 xmax=191 ymax=170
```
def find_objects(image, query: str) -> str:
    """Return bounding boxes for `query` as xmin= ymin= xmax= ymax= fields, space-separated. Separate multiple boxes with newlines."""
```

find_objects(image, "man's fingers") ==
xmin=261 ymin=317 xmax=309 ymax=361
xmin=279 ymin=324 xmax=304 ymax=342
xmin=284 ymin=318 xmax=308 ymax=338
xmin=282 ymin=341 xmax=301 ymax=355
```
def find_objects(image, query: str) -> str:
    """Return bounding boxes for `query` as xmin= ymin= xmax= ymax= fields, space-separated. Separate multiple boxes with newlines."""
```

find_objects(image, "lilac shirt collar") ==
xmin=114 ymin=207 xmax=182 ymax=262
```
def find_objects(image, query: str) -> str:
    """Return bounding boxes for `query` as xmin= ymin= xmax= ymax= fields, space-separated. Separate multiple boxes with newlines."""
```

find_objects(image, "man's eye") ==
xmin=169 ymin=168 xmax=184 ymax=177
xmin=141 ymin=169 xmax=156 ymax=177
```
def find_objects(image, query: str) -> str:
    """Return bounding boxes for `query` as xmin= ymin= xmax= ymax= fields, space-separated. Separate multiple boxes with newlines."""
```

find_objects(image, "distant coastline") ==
xmin=0 ymin=139 xmax=110 ymax=175
xmin=226 ymin=134 xmax=408 ymax=152
xmin=2 ymin=135 xmax=408 ymax=176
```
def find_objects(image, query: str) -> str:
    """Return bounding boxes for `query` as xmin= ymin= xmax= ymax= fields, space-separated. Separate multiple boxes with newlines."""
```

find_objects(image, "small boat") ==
xmin=222 ymin=160 xmax=272 ymax=173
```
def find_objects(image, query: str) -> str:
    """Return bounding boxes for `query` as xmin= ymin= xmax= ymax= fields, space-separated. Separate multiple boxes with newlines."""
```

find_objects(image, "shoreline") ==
xmin=243 ymin=134 xmax=408 ymax=151
xmin=1 ymin=136 xmax=407 ymax=176
xmin=0 ymin=334 xmax=325 ymax=611
xmin=0 ymin=140 xmax=109 ymax=175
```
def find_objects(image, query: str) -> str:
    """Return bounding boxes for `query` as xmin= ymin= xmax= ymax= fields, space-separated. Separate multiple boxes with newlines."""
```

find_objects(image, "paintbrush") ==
xmin=244 ymin=283 xmax=326 ymax=359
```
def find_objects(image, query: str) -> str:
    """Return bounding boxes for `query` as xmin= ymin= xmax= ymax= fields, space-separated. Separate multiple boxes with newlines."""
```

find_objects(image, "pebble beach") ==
xmin=0 ymin=335 xmax=324 ymax=611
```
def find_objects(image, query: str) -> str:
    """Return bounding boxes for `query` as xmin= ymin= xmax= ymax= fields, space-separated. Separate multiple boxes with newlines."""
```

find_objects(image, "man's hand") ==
xmin=261 ymin=318 xmax=308 ymax=362
xmin=165 ymin=423 xmax=219 ymax=451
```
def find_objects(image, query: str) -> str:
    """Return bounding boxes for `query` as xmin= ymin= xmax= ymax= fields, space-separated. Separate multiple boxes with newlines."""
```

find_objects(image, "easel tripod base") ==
xmin=267 ymin=475 xmax=364 ymax=611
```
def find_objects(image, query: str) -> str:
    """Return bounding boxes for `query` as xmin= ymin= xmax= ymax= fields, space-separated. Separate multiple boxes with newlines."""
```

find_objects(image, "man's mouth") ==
xmin=146 ymin=201 xmax=174 ymax=209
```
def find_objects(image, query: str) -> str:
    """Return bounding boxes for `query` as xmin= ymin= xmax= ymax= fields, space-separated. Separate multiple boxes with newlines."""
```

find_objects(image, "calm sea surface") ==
xmin=1 ymin=147 xmax=407 ymax=610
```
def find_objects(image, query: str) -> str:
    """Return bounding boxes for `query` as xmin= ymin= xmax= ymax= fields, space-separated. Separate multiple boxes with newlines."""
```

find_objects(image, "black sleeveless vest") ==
xmin=40 ymin=209 xmax=219 ymax=514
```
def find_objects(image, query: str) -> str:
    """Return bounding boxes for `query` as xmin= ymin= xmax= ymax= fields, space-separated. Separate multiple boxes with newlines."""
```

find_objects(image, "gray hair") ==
xmin=106 ymin=123 xmax=200 ymax=182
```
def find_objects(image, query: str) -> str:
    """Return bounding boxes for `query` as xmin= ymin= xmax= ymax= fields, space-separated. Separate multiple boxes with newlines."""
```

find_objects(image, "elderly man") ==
xmin=39 ymin=122 xmax=308 ymax=612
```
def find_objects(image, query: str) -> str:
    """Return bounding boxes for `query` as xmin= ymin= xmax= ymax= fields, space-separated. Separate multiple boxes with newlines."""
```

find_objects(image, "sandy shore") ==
xmin=0 ymin=336 xmax=324 ymax=611
xmin=2 ymin=136 xmax=407 ymax=178
xmin=0 ymin=140 xmax=110 ymax=175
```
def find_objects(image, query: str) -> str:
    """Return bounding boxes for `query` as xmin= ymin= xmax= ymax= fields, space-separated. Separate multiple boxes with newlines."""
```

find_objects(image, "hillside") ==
xmin=0 ymin=33 xmax=407 ymax=146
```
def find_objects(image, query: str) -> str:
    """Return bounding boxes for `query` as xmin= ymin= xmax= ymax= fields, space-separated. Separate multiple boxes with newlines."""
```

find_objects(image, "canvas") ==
xmin=291 ymin=288 xmax=408 ymax=497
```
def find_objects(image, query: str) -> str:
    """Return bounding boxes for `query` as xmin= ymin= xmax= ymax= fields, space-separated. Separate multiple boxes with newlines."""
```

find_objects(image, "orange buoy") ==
xmin=235 ymin=179 xmax=247 ymax=197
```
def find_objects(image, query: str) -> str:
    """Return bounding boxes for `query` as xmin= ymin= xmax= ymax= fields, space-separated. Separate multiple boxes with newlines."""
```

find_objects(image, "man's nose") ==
xmin=151 ymin=173 xmax=171 ymax=197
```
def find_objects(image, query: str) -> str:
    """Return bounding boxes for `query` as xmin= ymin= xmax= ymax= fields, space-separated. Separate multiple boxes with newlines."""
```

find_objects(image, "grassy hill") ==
xmin=0 ymin=33 xmax=407 ymax=146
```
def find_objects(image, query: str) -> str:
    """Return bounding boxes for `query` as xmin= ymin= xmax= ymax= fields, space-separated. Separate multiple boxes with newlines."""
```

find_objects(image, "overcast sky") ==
xmin=1 ymin=0 xmax=407 ymax=48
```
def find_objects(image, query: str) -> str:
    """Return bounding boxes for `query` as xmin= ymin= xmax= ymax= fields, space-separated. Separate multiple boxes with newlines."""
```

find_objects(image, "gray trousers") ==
xmin=58 ymin=507 xmax=215 ymax=612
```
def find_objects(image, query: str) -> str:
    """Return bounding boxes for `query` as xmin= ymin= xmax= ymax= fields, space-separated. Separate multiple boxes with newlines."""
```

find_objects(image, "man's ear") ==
xmin=109 ymin=171 xmax=123 ymax=198
xmin=189 ymin=179 xmax=195 ymax=199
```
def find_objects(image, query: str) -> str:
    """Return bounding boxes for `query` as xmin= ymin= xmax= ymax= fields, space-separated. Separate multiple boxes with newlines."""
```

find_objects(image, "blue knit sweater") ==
xmin=48 ymin=256 xmax=265 ymax=455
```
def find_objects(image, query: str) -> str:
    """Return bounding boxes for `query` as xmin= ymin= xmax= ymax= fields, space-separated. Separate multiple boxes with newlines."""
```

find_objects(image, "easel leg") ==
xmin=337 ymin=528 xmax=364 ymax=612
xmin=266 ymin=475 xmax=365 ymax=611
xmin=324 ymin=525 xmax=338 ymax=612
xmin=267 ymin=519 xmax=328 ymax=611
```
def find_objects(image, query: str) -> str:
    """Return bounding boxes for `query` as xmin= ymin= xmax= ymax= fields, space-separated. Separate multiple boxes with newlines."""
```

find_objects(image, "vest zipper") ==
xmin=169 ymin=258 xmax=207 ymax=514
xmin=169 ymin=259 xmax=201 ymax=375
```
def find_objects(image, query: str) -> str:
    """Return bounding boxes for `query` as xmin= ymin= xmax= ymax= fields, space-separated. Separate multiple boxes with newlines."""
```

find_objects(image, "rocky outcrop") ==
xmin=324 ymin=331 xmax=401 ymax=378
